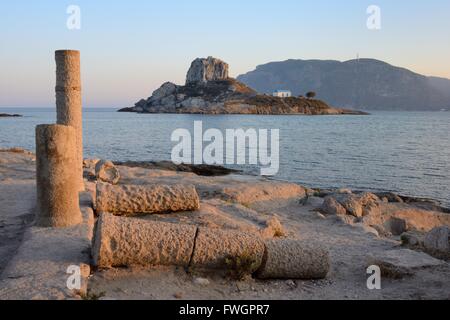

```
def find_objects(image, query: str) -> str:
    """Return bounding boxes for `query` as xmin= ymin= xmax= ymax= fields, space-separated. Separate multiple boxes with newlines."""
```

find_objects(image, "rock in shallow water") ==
xmin=0 ymin=113 xmax=22 ymax=117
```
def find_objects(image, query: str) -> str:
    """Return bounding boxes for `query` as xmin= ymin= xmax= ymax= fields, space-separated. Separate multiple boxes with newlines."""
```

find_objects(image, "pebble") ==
xmin=236 ymin=282 xmax=251 ymax=292
xmin=316 ymin=212 xmax=326 ymax=219
xmin=286 ymin=280 xmax=297 ymax=288
xmin=193 ymin=277 xmax=210 ymax=286
xmin=173 ymin=292 xmax=183 ymax=299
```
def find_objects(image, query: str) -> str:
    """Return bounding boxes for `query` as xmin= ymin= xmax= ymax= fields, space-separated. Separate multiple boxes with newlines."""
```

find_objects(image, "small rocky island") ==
xmin=0 ymin=113 xmax=22 ymax=118
xmin=119 ymin=57 xmax=366 ymax=115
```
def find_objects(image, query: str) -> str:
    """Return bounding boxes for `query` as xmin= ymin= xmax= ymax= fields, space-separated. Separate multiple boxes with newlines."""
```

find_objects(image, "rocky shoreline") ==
xmin=119 ymin=57 xmax=368 ymax=116
xmin=111 ymin=160 xmax=449 ymax=211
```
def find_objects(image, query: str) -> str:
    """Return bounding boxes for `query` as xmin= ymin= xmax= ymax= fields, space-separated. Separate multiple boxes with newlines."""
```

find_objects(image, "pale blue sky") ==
xmin=1 ymin=0 xmax=449 ymax=107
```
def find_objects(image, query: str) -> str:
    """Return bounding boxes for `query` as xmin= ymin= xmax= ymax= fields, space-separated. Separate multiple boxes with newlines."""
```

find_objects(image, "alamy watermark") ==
xmin=367 ymin=5 xmax=381 ymax=30
xmin=67 ymin=5 xmax=81 ymax=30
xmin=171 ymin=121 xmax=280 ymax=176
xmin=366 ymin=265 xmax=381 ymax=290
xmin=66 ymin=265 xmax=82 ymax=290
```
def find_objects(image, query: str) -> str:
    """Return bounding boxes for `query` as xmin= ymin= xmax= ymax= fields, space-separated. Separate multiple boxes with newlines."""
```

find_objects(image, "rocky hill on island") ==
xmin=119 ymin=57 xmax=365 ymax=115
xmin=237 ymin=59 xmax=450 ymax=111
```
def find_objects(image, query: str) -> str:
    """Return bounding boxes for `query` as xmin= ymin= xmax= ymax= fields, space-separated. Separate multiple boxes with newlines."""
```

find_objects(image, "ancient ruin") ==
xmin=95 ymin=183 xmax=201 ymax=215
xmin=1 ymin=50 xmax=449 ymax=301
xmin=35 ymin=124 xmax=82 ymax=227
xmin=55 ymin=50 xmax=84 ymax=191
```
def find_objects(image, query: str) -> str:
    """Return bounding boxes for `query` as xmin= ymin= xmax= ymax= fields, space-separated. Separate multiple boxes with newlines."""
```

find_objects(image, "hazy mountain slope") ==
xmin=237 ymin=59 xmax=450 ymax=111
xmin=429 ymin=76 xmax=450 ymax=100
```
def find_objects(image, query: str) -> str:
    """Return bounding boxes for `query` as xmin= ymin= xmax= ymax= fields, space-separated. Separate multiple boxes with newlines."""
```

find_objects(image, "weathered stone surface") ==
xmin=0 ymin=197 xmax=94 ymax=300
xmin=424 ymin=226 xmax=450 ymax=254
xmin=186 ymin=56 xmax=229 ymax=85
xmin=340 ymin=194 xmax=364 ymax=217
xmin=304 ymin=196 xmax=324 ymax=207
xmin=83 ymin=158 xmax=100 ymax=169
xmin=149 ymin=82 xmax=177 ymax=101
xmin=55 ymin=50 xmax=84 ymax=191
xmin=384 ymin=217 xmax=407 ymax=236
xmin=256 ymin=239 xmax=330 ymax=279
xmin=362 ymin=202 xmax=381 ymax=217
xmin=322 ymin=192 xmax=380 ymax=219
xmin=336 ymin=188 xmax=352 ymax=194
xmin=401 ymin=231 xmax=424 ymax=247
xmin=260 ymin=217 xmax=285 ymax=239
xmin=95 ymin=160 xmax=120 ymax=185
xmin=370 ymin=203 xmax=450 ymax=233
xmin=368 ymin=249 xmax=444 ymax=278
xmin=92 ymin=213 xmax=197 ymax=268
xmin=35 ymin=124 xmax=82 ymax=228
xmin=354 ymin=223 xmax=380 ymax=237
xmin=219 ymin=181 xmax=305 ymax=207
xmin=190 ymin=227 xmax=265 ymax=271
xmin=335 ymin=214 xmax=357 ymax=225
xmin=95 ymin=183 xmax=200 ymax=215
xmin=378 ymin=192 xmax=404 ymax=203
xmin=321 ymin=196 xmax=347 ymax=215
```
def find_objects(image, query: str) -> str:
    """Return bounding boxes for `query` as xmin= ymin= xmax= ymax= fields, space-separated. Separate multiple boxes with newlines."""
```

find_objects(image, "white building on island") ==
xmin=272 ymin=90 xmax=292 ymax=98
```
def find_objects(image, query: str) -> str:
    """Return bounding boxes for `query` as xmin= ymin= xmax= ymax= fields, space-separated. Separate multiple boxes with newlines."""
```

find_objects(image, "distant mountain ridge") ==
xmin=237 ymin=59 xmax=450 ymax=111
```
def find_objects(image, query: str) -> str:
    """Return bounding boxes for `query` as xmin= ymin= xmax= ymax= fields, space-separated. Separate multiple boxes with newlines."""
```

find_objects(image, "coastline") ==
xmin=0 ymin=147 xmax=446 ymax=209
xmin=116 ymin=159 xmax=448 ymax=213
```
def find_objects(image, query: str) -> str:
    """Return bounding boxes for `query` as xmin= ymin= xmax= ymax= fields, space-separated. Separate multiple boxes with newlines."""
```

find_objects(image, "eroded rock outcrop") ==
xmin=186 ymin=57 xmax=229 ymax=85
xmin=424 ymin=226 xmax=450 ymax=256
xmin=320 ymin=190 xmax=450 ymax=239
xmin=321 ymin=192 xmax=380 ymax=218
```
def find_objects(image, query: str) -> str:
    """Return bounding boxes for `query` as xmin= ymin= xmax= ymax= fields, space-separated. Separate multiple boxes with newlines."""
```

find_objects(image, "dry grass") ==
xmin=225 ymin=252 xmax=260 ymax=280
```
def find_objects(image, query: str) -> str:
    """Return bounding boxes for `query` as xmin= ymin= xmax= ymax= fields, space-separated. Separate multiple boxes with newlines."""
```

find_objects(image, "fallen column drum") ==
xmin=35 ymin=124 xmax=82 ymax=228
xmin=95 ymin=183 xmax=201 ymax=215
xmin=255 ymin=239 xmax=330 ymax=279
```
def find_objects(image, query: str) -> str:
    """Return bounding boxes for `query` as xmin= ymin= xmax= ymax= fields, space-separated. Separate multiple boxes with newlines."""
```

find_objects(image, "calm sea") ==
xmin=1 ymin=107 xmax=449 ymax=207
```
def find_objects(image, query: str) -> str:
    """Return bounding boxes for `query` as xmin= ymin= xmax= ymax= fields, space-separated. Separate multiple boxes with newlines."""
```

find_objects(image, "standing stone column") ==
xmin=35 ymin=124 xmax=82 ymax=228
xmin=55 ymin=50 xmax=84 ymax=191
